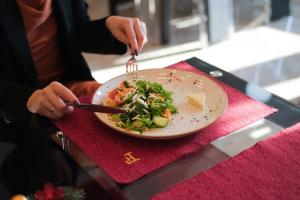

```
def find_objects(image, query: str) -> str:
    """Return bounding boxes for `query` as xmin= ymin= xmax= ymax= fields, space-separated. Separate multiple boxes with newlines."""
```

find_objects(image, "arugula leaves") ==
xmin=112 ymin=80 xmax=177 ymax=133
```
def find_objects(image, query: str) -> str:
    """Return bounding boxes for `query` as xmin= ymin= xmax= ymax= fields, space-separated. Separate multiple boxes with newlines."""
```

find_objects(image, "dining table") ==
xmin=0 ymin=57 xmax=299 ymax=200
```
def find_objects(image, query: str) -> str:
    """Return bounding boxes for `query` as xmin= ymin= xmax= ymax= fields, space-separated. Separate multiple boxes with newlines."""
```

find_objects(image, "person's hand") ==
xmin=27 ymin=81 xmax=79 ymax=119
xmin=106 ymin=16 xmax=147 ymax=54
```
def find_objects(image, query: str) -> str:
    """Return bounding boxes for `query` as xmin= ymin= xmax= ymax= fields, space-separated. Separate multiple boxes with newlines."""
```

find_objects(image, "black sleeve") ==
xmin=0 ymin=79 xmax=35 ymax=121
xmin=72 ymin=0 xmax=127 ymax=54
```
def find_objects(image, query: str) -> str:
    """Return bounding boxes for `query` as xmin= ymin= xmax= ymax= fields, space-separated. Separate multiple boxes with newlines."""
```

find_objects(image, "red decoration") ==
xmin=34 ymin=183 xmax=64 ymax=200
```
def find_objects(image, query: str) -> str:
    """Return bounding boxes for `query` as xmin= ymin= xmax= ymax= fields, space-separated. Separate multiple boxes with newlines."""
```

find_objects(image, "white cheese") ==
xmin=187 ymin=92 xmax=206 ymax=110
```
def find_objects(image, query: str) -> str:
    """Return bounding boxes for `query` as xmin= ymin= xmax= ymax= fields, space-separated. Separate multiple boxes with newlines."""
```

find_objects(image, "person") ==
xmin=0 ymin=1 xmax=147 ymax=198
xmin=0 ymin=0 xmax=147 ymax=124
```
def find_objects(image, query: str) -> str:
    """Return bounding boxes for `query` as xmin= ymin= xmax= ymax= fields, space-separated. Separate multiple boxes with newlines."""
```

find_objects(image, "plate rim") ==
xmin=92 ymin=68 xmax=228 ymax=140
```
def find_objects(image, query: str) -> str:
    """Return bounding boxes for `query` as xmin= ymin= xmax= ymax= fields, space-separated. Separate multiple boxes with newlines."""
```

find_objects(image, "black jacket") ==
xmin=0 ymin=0 xmax=127 ymax=123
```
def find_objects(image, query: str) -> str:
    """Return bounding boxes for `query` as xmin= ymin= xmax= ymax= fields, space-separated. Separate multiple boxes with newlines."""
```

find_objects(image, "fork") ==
xmin=126 ymin=51 xmax=138 ymax=80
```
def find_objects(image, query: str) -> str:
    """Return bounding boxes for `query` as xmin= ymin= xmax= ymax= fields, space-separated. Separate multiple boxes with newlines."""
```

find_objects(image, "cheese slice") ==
xmin=187 ymin=93 xmax=206 ymax=110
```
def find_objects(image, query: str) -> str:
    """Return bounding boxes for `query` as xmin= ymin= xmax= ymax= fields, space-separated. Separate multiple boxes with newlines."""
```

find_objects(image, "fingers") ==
xmin=111 ymin=29 xmax=128 ymax=45
xmin=26 ymin=81 xmax=78 ymax=119
xmin=123 ymin=20 xmax=138 ymax=53
xmin=133 ymin=18 xmax=147 ymax=52
xmin=45 ymin=82 xmax=76 ymax=113
xmin=28 ymin=93 xmax=63 ymax=119
xmin=43 ymin=88 xmax=67 ymax=112
xmin=49 ymin=82 xmax=78 ymax=104
xmin=39 ymin=97 xmax=64 ymax=119
xmin=106 ymin=16 xmax=148 ymax=53
xmin=40 ymin=103 xmax=64 ymax=119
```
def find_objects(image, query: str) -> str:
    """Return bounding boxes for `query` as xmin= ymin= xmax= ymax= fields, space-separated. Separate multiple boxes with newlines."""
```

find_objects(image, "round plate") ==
xmin=92 ymin=68 xmax=228 ymax=140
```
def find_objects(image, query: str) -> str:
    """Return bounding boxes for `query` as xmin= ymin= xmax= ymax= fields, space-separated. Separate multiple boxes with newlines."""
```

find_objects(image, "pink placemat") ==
xmin=53 ymin=61 xmax=277 ymax=184
xmin=152 ymin=123 xmax=300 ymax=200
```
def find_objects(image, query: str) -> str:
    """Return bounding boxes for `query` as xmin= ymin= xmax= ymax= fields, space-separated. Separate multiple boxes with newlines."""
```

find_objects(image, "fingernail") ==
xmin=65 ymin=106 xmax=74 ymax=113
xmin=131 ymin=50 xmax=138 ymax=56
xmin=73 ymin=99 xmax=80 ymax=106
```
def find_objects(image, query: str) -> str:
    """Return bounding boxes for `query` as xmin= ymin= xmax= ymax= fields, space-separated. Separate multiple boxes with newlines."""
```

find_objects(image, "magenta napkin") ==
xmin=53 ymin=61 xmax=277 ymax=184
xmin=152 ymin=123 xmax=300 ymax=200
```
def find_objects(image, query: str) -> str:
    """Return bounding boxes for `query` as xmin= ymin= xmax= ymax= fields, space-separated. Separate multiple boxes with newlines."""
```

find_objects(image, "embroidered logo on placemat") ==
xmin=124 ymin=152 xmax=140 ymax=165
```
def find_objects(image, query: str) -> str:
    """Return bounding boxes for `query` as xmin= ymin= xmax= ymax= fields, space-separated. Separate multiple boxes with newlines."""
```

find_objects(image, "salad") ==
xmin=104 ymin=80 xmax=177 ymax=133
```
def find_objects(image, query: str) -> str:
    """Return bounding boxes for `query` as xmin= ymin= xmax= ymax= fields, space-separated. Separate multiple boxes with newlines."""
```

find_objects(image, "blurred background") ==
xmin=84 ymin=0 xmax=300 ymax=107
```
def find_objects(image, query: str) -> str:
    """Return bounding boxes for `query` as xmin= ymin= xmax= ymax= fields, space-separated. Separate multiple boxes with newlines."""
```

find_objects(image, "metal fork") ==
xmin=126 ymin=52 xmax=138 ymax=80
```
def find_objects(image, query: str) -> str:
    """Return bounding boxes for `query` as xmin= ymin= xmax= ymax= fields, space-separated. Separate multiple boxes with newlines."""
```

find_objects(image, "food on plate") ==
xmin=187 ymin=92 xmax=206 ymax=110
xmin=104 ymin=80 xmax=177 ymax=133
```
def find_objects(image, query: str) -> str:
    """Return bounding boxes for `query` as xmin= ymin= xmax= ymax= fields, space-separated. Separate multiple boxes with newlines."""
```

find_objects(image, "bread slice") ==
xmin=187 ymin=92 xmax=206 ymax=110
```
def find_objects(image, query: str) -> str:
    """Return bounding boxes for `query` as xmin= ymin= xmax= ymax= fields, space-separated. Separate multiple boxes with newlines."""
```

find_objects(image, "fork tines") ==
xmin=126 ymin=54 xmax=138 ymax=81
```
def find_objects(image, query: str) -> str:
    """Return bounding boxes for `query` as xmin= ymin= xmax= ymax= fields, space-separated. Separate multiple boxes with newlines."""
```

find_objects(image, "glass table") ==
xmin=0 ymin=57 xmax=299 ymax=200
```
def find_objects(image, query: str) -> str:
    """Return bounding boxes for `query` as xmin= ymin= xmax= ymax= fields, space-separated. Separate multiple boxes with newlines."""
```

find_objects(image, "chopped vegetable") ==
xmin=153 ymin=116 xmax=169 ymax=128
xmin=105 ymin=80 xmax=177 ymax=133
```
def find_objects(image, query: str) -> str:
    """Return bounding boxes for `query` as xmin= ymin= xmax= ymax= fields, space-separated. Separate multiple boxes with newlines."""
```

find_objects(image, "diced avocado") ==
xmin=153 ymin=116 xmax=169 ymax=128
xmin=132 ymin=120 xmax=144 ymax=128
xmin=111 ymin=114 xmax=121 ymax=122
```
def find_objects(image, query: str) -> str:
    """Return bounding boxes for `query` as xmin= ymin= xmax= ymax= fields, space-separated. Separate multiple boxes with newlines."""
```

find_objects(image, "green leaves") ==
xmin=113 ymin=80 xmax=177 ymax=133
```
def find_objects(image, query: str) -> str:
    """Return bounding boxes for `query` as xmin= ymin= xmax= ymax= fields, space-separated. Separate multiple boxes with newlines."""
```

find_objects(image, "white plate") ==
xmin=92 ymin=68 xmax=228 ymax=140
